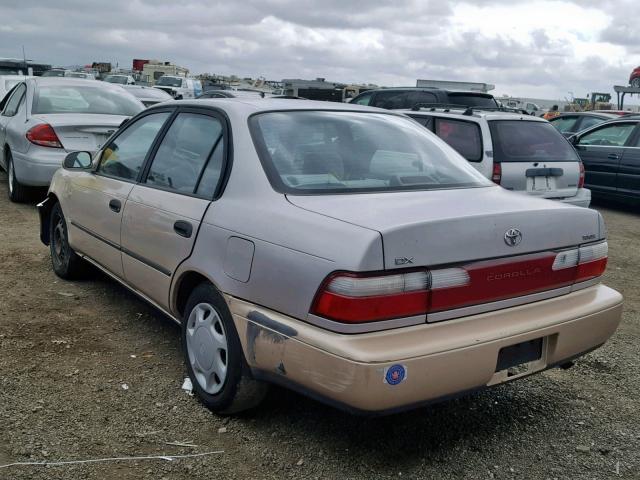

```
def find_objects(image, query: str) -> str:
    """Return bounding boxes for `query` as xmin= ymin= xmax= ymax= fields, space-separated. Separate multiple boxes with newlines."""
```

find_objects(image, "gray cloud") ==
xmin=0 ymin=0 xmax=638 ymax=99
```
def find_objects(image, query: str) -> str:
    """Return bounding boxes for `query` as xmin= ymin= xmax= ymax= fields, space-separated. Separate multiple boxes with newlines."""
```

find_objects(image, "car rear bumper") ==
xmin=227 ymin=283 xmax=622 ymax=414
xmin=556 ymin=187 xmax=591 ymax=208
xmin=11 ymin=148 xmax=65 ymax=186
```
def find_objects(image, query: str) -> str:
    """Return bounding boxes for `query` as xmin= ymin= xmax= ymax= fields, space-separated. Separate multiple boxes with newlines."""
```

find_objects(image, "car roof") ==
xmin=554 ymin=112 xmax=618 ymax=118
xmin=399 ymin=107 xmax=547 ymax=123
xmin=363 ymin=87 xmax=494 ymax=97
xmin=148 ymin=98 xmax=397 ymax=116
xmin=29 ymin=77 xmax=123 ymax=87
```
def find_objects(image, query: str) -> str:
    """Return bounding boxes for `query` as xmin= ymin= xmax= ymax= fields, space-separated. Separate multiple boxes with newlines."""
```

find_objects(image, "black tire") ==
xmin=182 ymin=283 xmax=267 ymax=414
xmin=49 ymin=202 xmax=87 ymax=279
xmin=631 ymin=78 xmax=640 ymax=88
xmin=6 ymin=151 xmax=30 ymax=203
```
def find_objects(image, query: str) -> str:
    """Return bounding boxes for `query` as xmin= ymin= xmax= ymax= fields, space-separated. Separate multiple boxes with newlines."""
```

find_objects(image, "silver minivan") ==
xmin=405 ymin=108 xmax=591 ymax=207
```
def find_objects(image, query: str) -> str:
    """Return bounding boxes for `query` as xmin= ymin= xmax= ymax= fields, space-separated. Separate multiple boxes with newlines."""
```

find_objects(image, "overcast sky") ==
xmin=1 ymin=0 xmax=639 ymax=100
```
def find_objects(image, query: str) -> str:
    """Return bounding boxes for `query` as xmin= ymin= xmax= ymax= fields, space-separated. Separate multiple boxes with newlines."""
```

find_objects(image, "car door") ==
xmin=615 ymin=123 xmax=640 ymax=199
xmin=120 ymin=108 xmax=228 ymax=308
xmin=65 ymin=109 xmax=173 ymax=278
xmin=0 ymin=83 xmax=26 ymax=169
xmin=574 ymin=122 xmax=637 ymax=195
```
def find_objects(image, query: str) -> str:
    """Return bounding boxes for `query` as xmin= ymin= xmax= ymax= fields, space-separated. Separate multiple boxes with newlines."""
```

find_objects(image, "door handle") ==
xmin=173 ymin=220 xmax=193 ymax=238
xmin=607 ymin=153 xmax=620 ymax=160
xmin=108 ymin=199 xmax=121 ymax=213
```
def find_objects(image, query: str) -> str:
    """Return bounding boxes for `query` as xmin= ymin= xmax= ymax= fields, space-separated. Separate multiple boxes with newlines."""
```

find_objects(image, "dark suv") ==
xmin=349 ymin=87 xmax=498 ymax=110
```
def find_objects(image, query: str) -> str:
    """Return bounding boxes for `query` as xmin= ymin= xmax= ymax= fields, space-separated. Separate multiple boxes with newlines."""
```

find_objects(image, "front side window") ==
xmin=434 ymin=118 xmax=482 ymax=162
xmin=2 ymin=84 xmax=26 ymax=116
xmin=98 ymin=112 xmax=171 ymax=181
xmin=489 ymin=120 xmax=579 ymax=163
xmin=250 ymin=111 xmax=491 ymax=194
xmin=145 ymin=113 xmax=224 ymax=195
xmin=34 ymin=85 xmax=143 ymax=116
xmin=578 ymin=123 xmax=636 ymax=147
xmin=156 ymin=77 xmax=183 ymax=87
xmin=352 ymin=91 xmax=373 ymax=105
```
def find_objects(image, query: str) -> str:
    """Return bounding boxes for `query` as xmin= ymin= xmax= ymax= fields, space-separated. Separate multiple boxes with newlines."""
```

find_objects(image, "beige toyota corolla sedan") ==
xmin=38 ymin=99 xmax=623 ymax=415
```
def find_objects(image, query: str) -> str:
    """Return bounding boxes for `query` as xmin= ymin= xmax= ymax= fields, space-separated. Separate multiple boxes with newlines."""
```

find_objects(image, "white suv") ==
xmin=403 ymin=106 xmax=591 ymax=207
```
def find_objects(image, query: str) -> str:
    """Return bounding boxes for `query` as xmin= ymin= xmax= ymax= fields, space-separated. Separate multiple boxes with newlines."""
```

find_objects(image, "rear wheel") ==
xmin=632 ymin=78 xmax=640 ymax=88
xmin=6 ymin=151 xmax=30 ymax=203
xmin=49 ymin=202 xmax=87 ymax=279
xmin=182 ymin=283 xmax=267 ymax=414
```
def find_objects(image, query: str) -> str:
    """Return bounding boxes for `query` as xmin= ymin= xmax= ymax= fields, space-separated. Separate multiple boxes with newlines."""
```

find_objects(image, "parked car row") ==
xmin=0 ymin=77 xmax=626 ymax=415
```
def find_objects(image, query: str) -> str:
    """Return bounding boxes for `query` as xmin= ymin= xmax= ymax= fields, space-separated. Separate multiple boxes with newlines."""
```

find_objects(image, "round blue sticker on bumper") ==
xmin=385 ymin=364 xmax=406 ymax=385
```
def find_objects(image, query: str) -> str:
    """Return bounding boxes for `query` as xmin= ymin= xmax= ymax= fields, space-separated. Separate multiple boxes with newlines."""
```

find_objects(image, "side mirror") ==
xmin=63 ymin=151 xmax=92 ymax=169
xmin=568 ymin=135 xmax=578 ymax=145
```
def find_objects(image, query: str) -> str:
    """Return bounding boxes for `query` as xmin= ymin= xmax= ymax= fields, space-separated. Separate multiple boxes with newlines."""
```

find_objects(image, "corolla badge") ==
xmin=504 ymin=228 xmax=523 ymax=247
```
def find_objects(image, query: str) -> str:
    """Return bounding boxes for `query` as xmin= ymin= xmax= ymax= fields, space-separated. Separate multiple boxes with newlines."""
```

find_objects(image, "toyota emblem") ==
xmin=504 ymin=228 xmax=522 ymax=247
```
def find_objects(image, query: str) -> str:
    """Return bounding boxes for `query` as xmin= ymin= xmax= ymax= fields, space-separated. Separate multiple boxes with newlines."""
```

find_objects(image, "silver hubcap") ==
xmin=7 ymin=160 xmax=14 ymax=194
xmin=186 ymin=303 xmax=228 ymax=394
xmin=52 ymin=215 xmax=66 ymax=263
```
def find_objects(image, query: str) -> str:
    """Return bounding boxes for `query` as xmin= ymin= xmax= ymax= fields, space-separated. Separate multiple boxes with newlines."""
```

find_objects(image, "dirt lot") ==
xmin=0 ymin=173 xmax=638 ymax=480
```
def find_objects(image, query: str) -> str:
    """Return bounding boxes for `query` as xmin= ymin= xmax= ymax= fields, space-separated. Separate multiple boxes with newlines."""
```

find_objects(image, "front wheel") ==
xmin=49 ymin=202 xmax=88 ymax=279
xmin=631 ymin=78 xmax=640 ymax=88
xmin=182 ymin=283 xmax=267 ymax=414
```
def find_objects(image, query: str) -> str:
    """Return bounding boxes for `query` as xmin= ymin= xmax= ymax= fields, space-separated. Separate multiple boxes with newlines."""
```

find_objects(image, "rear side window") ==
xmin=434 ymin=118 xmax=482 ymax=162
xmin=372 ymin=91 xmax=437 ymax=109
xmin=577 ymin=123 xmax=636 ymax=147
xmin=447 ymin=94 xmax=497 ymax=108
xmin=145 ymin=113 xmax=224 ymax=196
xmin=549 ymin=116 xmax=578 ymax=133
xmin=408 ymin=115 xmax=433 ymax=129
xmin=577 ymin=116 xmax=607 ymax=130
xmin=489 ymin=120 xmax=579 ymax=163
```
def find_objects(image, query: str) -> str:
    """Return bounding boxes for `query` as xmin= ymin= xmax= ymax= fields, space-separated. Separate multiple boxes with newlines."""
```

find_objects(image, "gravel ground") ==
xmin=0 ymin=173 xmax=638 ymax=480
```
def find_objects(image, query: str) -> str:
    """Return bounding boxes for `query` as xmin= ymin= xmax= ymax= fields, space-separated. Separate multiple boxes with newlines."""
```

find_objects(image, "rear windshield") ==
xmin=249 ymin=111 xmax=491 ymax=194
xmin=448 ymin=94 xmax=497 ymax=108
xmin=34 ymin=85 xmax=144 ymax=116
xmin=104 ymin=75 xmax=127 ymax=84
xmin=489 ymin=120 xmax=579 ymax=163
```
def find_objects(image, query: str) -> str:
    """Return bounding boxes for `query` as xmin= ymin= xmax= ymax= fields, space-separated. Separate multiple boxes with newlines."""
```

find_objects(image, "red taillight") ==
xmin=578 ymin=162 xmax=585 ymax=189
xmin=26 ymin=124 xmax=63 ymax=148
xmin=311 ymin=242 xmax=608 ymax=324
xmin=312 ymin=271 xmax=430 ymax=323
xmin=492 ymin=163 xmax=502 ymax=184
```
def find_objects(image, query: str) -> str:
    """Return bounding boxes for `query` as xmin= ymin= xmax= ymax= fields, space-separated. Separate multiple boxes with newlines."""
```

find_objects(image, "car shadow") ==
xmin=591 ymin=196 xmax=640 ymax=216
xmin=242 ymin=376 xmax=567 ymax=465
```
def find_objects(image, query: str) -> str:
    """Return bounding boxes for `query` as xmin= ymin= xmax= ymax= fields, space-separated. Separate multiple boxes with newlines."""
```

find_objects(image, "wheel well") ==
xmin=175 ymin=271 xmax=211 ymax=317
xmin=39 ymin=193 xmax=59 ymax=245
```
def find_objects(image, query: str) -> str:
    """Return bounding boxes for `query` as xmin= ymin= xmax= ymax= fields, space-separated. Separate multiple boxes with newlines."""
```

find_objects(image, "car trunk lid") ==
xmin=287 ymin=186 xmax=602 ymax=270
xmin=33 ymin=114 xmax=128 ymax=152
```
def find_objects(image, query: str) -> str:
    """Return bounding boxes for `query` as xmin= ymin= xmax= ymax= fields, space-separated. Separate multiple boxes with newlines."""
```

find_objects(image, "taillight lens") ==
xmin=26 ymin=124 xmax=63 ymax=148
xmin=311 ymin=242 xmax=608 ymax=324
xmin=492 ymin=163 xmax=502 ymax=184
xmin=578 ymin=162 xmax=585 ymax=189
